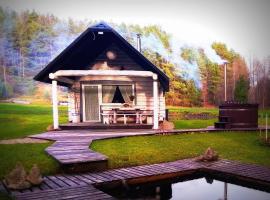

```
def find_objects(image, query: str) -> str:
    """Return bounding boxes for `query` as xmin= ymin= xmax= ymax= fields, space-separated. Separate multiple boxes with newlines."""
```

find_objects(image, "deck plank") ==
xmin=9 ymin=158 xmax=270 ymax=200
xmin=14 ymin=185 xmax=114 ymax=200
xmin=62 ymin=175 xmax=87 ymax=186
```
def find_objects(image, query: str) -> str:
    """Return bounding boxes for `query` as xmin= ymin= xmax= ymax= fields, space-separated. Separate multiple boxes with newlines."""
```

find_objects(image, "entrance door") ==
xmin=82 ymin=85 xmax=101 ymax=122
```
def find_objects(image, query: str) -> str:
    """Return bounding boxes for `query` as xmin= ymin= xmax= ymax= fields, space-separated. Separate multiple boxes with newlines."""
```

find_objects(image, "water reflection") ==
xmin=100 ymin=176 xmax=270 ymax=200
xmin=171 ymin=178 xmax=270 ymax=200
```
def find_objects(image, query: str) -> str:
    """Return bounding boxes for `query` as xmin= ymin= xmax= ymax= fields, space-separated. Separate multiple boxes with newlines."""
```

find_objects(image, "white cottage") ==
xmin=34 ymin=22 xmax=169 ymax=130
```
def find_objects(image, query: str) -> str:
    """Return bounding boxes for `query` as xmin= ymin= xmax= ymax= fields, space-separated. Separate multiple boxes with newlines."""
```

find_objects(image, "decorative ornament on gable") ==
xmin=106 ymin=50 xmax=117 ymax=60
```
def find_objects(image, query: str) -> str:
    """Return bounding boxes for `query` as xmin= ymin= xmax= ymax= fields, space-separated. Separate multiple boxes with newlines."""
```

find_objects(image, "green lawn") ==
xmin=0 ymin=103 xmax=269 ymax=182
xmin=168 ymin=106 xmax=219 ymax=115
xmin=91 ymin=131 xmax=270 ymax=169
xmin=0 ymin=143 xmax=60 ymax=179
xmin=173 ymin=119 xmax=216 ymax=129
xmin=169 ymin=106 xmax=270 ymax=128
xmin=0 ymin=103 xmax=268 ymax=139
xmin=0 ymin=103 xmax=68 ymax=139
xmin=168 ymin=106 xmax=270 ymax=116
xmin=0 ymin=143 xmax=60 ymax=199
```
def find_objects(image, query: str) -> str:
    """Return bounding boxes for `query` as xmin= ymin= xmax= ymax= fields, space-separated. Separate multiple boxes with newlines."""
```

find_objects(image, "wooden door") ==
xmin=83 ymin=85 xmax=101 ymax=122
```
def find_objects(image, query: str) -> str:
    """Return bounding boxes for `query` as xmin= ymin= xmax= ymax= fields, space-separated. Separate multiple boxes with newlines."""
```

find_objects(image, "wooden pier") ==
xmin=2 ymin=158 xmax=270 ymax=199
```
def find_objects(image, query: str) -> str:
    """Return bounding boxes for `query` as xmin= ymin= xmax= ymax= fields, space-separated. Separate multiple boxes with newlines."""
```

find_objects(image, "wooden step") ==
xmin=214 ymin=122 xmax=231 ymax=129
xmin=218 ymin=116 xmax=232 ymax=122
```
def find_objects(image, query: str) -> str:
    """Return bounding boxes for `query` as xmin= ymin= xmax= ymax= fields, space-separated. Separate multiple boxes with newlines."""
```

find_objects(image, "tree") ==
xmin=212 ymin=42 xmax=250 ymax=102
xmin=250 ymin=57 xmax=270 ymax=107
xmin=181 ymin=47 xmax=220 ymax=105
xmin=144 ymin=48 xmax=201 ymax=106
xmin=12 ymin=10 xmax=42 ymax=77
xmin=144 ymin=25 xmax=172 ymax=54
xmin=234 ymin=76 xmax=249 ymax=102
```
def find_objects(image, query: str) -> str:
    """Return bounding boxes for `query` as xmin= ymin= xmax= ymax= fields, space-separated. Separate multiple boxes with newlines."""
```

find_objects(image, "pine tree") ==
xmin=234 ymin=76 xmax=249 ymax=103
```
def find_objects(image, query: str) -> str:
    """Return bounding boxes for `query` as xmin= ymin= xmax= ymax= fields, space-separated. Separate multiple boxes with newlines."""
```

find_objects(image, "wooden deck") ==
xmin=30 ymin=130 xmax=155 ymax=173
xmin=29 ymin=127 xmax=270 ymax=173
xmin=3 ymin=158 xmax=270 ymax=199
xmin=13 ymin=185 xmax=115 ymax=200
xmin=60 ymin=122 xmax=153 ymax=130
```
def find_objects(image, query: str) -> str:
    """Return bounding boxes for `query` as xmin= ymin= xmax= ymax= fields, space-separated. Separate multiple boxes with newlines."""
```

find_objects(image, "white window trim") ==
xmin=82 ymin=84 xmax=102 ymax=122
xmin=101 ymin=83 xmax=135 ymax=105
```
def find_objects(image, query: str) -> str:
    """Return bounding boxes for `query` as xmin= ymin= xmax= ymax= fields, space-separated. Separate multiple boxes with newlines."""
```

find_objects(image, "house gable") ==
xmin=34 ymin=22 xmax=169 ymax=91
xmin=88 ymin=43 xmax=144 ymax=71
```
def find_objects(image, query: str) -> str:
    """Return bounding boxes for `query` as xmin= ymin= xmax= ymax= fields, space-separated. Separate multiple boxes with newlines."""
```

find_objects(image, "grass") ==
xmin=0 ymin=103 xmax=269 ymax=183
xmin=168 ymin=106 xmax=270 ymax=116
xmin=0 ymin=143 xmax=60 ymax=180
xmin=173 ymin=119 xmax=216 ymax=129
xmin=0 ymin=103 xmax=268 ymax=140
xmin=259 ymin=109 xmax=270 ymax=117
xmin=0 ymin=103 xmax=68 ymax=139
xmin=168 ymin=106 xmax=219 ymax=115
xmin=91 ymin=131 xmax=270 ymax=169
xmin=169 ymin=106 xmax=270 ymax=128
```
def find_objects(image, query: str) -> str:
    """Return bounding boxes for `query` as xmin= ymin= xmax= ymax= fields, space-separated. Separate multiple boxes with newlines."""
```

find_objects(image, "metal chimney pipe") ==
xmin=136 ymin=33 xmax=141 ymax=52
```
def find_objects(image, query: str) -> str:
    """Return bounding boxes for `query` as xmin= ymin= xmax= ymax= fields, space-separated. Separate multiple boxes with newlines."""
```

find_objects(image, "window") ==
xmin=102 ymin=85 xmax=134 ymax=104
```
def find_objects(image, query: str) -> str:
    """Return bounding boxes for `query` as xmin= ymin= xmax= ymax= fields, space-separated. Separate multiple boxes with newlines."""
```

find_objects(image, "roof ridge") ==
xmin=89 ymin=21 xmax=112 ymax=30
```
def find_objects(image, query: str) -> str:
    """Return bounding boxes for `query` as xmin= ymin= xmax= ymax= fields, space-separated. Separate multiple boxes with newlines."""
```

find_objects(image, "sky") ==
xmin=1 ymin=0 xmax=270 ymax=61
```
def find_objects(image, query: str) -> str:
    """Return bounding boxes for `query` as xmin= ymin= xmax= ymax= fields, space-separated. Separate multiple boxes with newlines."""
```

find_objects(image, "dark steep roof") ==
xmin=34 ymin=22 xmax=169 ymax=91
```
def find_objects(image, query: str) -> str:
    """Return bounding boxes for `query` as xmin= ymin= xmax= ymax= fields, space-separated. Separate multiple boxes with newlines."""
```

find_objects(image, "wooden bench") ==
xmin=100 ymin=107 xmax=153 ymax=125
xmin=100 ymin=112 xmax=114 ymax=124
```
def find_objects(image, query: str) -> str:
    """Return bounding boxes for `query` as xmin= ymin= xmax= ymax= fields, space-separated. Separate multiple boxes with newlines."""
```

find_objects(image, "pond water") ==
xmin=171 ymin=178 xmax=270 ymax=200
xmin=100 ymin=176 xmax=270 ymax=200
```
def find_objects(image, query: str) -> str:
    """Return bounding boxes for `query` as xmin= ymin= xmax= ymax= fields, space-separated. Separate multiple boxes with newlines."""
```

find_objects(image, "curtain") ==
xmin=119 ymin=85 xmax=133 ymax=103
xmin=102 ymin=85 xmax=116 ymax=103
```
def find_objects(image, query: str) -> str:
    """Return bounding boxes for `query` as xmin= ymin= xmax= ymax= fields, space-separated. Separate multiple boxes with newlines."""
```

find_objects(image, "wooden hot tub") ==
xmin=215 ymin=102 xmax=258 ymax=129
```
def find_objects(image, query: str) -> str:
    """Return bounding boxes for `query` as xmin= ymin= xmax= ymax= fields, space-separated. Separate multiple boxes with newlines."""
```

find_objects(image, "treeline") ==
xmin=180 ymin=43 xmax=252 ymax=106
xmin=0 ymin=7 xmax=89 ymax=100
xmin=0 ymin=7 xmax=269 ymax=107
xmin=249 ymin=57 xmax=270 ymax=109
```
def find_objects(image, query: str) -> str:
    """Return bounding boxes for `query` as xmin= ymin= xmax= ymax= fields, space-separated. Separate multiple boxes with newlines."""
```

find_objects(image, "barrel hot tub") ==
xmin=215 ymin=102 xmax=258 ymax=129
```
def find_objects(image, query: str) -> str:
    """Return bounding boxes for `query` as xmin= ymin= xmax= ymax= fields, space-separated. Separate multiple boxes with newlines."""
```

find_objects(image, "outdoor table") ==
xmin=111 ymin=107 xmax=145 ymax=124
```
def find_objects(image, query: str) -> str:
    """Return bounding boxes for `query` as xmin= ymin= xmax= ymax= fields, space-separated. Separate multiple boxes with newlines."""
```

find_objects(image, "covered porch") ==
xmin=49 ymin=69 xmax=161 ymax=130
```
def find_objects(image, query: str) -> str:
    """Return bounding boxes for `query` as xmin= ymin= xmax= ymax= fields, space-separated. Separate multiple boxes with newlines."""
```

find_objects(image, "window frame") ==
xmin=101 ymin=83 xmax=135 ymax=105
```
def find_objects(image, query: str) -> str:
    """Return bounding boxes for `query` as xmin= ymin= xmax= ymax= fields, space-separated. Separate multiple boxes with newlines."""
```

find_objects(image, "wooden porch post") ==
xmin=52 ymin=80 xmax=59 ymax=129
xmin=153 ymin=74 xmax=159 ymax=129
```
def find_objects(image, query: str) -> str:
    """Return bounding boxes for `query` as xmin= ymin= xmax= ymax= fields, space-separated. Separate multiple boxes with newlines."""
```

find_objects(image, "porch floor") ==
xmin=59 ymin=122 xmax=153 ymax=130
